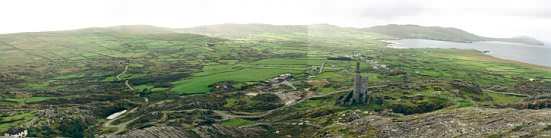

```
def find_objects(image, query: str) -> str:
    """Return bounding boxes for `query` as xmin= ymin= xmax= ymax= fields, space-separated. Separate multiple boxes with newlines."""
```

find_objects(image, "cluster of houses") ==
xmin=269 ymin=73 xmax=292 ymax=84
xmin=3 ymin=128 xmax=27 ymax=138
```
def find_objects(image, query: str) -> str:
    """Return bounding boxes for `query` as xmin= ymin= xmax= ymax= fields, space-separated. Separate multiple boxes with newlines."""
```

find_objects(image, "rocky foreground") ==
xmin=104 ymin=125 xmax=270 ymax=138
xmin=322 ymin=107 xmax=551 ymax=138
xmin=103 ymin=107 xmax=551 ymax=138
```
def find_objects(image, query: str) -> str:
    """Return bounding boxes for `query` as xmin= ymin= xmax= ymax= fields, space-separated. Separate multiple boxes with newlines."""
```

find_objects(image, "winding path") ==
xmin=213 ymin=88 xmax=353 ymax=121
xmin=484 ymin=89 xmax=529 ymax=97
xmin=116 ymin=64 xmax=135 ymax=91
xmin=116 ymin=65 xmax=129 ymax=80
xmin=102 ymin=81 xmax=380 ymax=136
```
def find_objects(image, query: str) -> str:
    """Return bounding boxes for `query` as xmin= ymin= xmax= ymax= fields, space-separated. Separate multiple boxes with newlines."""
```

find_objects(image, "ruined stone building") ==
xmin=337 ymin=62 xmax=369 ymax=106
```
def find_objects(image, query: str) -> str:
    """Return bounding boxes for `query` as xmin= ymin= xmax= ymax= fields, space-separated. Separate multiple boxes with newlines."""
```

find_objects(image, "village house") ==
xmin=3 ymin=128 xmax=27 ymax=138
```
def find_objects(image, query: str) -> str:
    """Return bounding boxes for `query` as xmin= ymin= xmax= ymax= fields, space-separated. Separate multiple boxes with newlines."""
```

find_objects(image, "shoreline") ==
xmin=383 ymin=39 xmax=551 ymax=71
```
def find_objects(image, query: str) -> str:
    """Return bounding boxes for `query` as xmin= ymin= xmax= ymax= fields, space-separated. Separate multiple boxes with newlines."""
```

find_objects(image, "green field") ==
xmin=221 ymin=118 xmax=255 ymax=127
xmin=0 ymin=112 xmax=35 ymax=133
xmin=4 ymin=97 xmax=54 ymax=104
xmin=172 ymin=67 xmax=300 ymax=94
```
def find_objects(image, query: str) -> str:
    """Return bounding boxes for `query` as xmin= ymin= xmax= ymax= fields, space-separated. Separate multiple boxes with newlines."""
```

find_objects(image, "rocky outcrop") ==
xmin=106 ymin=126 xmax=193 ymax=138
xmin=450 ymin=80 xmax=482 ymax=93
xmin=511 ymin=99 xmax=551 ymax=109
xmin=108 ymin=125 xmax=270 ymax=138
xmin=516 ymin=81 xmax=551 ymax=96
xmin=321 ymin=107 xmax=551 ymax=138
xmin=193 ymin=125 xmax=269 ymax=138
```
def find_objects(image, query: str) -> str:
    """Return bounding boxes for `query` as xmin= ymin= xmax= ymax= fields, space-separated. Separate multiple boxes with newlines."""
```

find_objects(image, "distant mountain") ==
xmin=175 ymin=24 xmax=308 ymax=39
xmin=364 ymin=24 xmax=544 ymax=45
xmin=67 ymin=25 xmax=176 ymax=35
xmin=176 ymin=23 xmax=389 ymax=43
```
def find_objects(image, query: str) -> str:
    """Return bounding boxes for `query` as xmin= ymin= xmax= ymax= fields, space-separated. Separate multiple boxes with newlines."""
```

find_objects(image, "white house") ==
xmin=3 ymin=128 xmax=27 ymax=138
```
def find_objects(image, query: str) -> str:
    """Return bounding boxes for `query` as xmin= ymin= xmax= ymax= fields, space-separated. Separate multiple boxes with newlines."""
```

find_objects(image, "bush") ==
xmin=60 ymin=119 xmax=87 ymax=138
xmin=249 ymin=93 xmax=284 ymax=111
xmin=391 ymin=97 xmax=450 ymax=115
xmin=28 ymin=125 xmax=55 ymax=137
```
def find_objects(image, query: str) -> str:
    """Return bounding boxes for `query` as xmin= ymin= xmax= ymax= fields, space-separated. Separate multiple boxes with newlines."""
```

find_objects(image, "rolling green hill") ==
xmin=365 ymin=24 xmax=544 ymax=45
xmin=0 ymin=25 xmax=221 ymax=66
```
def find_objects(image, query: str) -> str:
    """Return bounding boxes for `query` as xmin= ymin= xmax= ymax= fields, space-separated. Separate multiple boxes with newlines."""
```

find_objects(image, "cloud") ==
xmin=510 ymin=9 xmax=551 ymax=19
xmin=360 ymin=0 xmax=425 ymax=20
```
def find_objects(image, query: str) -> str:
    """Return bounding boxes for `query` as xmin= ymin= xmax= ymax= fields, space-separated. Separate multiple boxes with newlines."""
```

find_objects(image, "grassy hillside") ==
xmin=1 ymin=24 xmax=551 ymax=137
xmin=365 ymin=24 xmax=544 ymax=45
xmin=365 ymin=24 xmax=483 ymax=42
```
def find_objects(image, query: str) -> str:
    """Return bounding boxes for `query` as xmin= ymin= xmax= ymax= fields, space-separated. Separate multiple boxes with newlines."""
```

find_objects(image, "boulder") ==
xmin=450 ymin=80 xmax=482 ymax=93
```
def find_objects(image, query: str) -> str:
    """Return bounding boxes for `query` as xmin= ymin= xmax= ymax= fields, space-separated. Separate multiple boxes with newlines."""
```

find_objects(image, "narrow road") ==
xmin=484 ymin=89 xmax=529 ymax=97
xmin=116 ymin=64 xmax=135 ymax=91
xmin=216 ymin=88 xmax=353 ymax=120
xmin=125 ymin=80 xmax=135 ymax=91
xmin=230 ymin=85 xmax=388 ymax=128
xmin=100 ymin=86 xmax=381 ymax=136
xmin=102 ymin=107 xmax=140 ymax=136
xmin=101 ymin=99 xmax=169 ymax=136
xmin=319 ymin=62 xmax=326 ymax=74
xmin=116 ymin=65 xmax=129 ymax=80
xmin=214 ymin=86 xmax=387 ymax=121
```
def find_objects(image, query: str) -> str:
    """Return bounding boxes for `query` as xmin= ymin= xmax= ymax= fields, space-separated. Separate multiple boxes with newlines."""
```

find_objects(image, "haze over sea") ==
xmin=390 ymin=39 xmax=551 ymax=67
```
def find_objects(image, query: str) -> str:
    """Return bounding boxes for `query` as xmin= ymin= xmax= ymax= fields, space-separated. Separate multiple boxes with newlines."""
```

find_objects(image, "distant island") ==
xmin=365 ymin=24 xmax=545 ymax=45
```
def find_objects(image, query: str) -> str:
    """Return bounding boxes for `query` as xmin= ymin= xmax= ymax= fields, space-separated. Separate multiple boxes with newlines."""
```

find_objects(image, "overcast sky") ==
xmin=1 ymin=0 xmax=550 ymax=43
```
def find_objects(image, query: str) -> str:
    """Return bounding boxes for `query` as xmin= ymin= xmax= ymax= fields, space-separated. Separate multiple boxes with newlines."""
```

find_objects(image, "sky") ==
xmin=1 ymin=0 xmax=550 ymax=43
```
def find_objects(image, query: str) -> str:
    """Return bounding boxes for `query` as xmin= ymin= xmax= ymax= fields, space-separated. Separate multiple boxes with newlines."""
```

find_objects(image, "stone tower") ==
xmin=337 ymin=62 xmax=369 ymax=106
